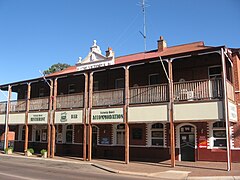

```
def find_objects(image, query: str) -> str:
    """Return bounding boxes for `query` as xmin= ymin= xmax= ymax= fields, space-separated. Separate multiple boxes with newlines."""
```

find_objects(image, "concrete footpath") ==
xmin=1 ymin=152 xmax=240 ymax=180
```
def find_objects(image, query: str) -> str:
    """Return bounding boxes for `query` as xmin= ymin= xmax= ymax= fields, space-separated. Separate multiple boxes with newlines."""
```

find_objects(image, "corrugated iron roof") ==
xmin=47 ymin=41 xmax=213 ymax=77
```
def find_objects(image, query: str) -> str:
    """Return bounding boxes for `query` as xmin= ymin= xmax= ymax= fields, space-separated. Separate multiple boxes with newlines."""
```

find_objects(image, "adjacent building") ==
xmin=0 ymin=37 xmax=239 ymax=164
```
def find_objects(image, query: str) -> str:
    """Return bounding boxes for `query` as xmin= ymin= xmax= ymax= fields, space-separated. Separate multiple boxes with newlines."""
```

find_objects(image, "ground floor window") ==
xmin=35 ymin=129 xmax=41 ymax=142
xmin=116 ymin=124 xmax=125 ymax=145
xmin=212 ymin=122 xmax=226 ymax=148
xmin=21 ymin=126 xmax=25 ymax=141
xmin=66 ymin=125 xmax=73 ymax=143
xmin=151 ymin=123 xmax=164 ymax=146
xmin=33 ymin=125 xmax=47 ymax=142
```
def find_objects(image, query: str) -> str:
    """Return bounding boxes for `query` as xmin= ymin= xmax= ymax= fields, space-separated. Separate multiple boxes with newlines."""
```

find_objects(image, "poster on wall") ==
xmin=198 ymin=135 xmax=207 ymax=148
xmin=228 ymin=101 xmax=237 ymax=122
xmin=101 ymin=137 xmax=110 ymax=144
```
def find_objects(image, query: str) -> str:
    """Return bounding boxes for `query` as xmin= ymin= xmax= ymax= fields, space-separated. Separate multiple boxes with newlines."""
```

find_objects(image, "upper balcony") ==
xmin=92 ymin=78 xmax=224 ymax=107
xmin=56 ymin=93 xmax=84 ymax=109
xmin=0 ymin=78 xmax=233 ymax=113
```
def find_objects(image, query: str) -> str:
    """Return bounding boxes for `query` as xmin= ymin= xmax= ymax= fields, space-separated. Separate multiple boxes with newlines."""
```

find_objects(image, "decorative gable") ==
xmin=76 ymin=40 xmax=115 ymax=71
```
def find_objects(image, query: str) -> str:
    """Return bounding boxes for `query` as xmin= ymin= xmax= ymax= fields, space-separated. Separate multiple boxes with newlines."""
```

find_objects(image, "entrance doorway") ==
xmin=180 ymin=125 xmax=195 ymax=161
xmin=92 ymin=126 xmax=98 ymax=158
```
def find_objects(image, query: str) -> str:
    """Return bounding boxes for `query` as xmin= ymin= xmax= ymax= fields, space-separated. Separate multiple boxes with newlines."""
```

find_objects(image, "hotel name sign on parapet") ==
xmin=76 ymin=40 xmax=115 ymax=71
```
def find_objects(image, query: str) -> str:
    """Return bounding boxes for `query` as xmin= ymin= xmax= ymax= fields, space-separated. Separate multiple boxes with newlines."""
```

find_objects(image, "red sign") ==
xmin=198 ymin=135 xmax=207 ymax=148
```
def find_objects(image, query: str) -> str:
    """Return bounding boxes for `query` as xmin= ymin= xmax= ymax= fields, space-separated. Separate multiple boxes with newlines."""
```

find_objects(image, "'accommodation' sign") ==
xmin=91 ymin=108 xmax=124 ymax=123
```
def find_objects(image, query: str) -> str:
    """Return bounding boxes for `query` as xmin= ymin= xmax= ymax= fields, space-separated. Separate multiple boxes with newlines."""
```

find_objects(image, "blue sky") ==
xmin=0 ymin=0 xmax=239 ymax=88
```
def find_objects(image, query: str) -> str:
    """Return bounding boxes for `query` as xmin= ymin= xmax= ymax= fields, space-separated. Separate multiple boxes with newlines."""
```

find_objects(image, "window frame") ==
xmin=68 ymin=84 xmax=76 ymax=94
xmin=65 ymin=125 xmax=74 ymax=144
xmin=115 ymin=78 xmax=124 ymax=89
xmin=148 ymin=73 xmax=160 ymax=85
xmin=212 ymin=122 xmax=227 ymax=148
xmin=150 ymin=123 xmax=164 ymax=147
xmin=208 ymin=65 xmax=222 ymax=79
xmin=115 ymin=124 xmax=125 ymax=145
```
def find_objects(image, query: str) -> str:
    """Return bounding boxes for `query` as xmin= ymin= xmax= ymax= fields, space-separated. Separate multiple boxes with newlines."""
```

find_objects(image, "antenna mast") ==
xmin=138 ymin=0 xmax=149 ymax=52
xmin=140 ymin=0 xmax=147 ymax=52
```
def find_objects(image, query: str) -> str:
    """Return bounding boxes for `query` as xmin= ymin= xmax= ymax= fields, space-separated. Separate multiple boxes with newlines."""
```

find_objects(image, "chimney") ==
xmin=158 ymin=36 xmax=167 ymax=51
xmin=106 ymin=47 xmax=114 ymax=57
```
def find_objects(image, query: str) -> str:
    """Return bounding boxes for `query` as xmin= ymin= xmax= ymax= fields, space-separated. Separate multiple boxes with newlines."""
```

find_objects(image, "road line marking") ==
xmin=0 ymin=171 xmax=41 ymax=180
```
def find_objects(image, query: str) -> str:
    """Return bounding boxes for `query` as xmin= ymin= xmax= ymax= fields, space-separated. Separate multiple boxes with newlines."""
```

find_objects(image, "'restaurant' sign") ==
xmin=91 ymin=108 xmax=124 ymax=123
xmin=28 ymin=112 xmax=48 ymax=124
xmin=55 ymin=110 xmax=83 ymax=124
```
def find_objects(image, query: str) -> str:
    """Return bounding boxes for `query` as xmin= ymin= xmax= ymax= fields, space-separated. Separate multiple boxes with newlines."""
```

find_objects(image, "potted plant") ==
xmin=26 ymin=148 xmax=34 ymax=156
xmin=4 ymin=147 xmax=13 ymax=154
xmin=40 ymin=149 xmax=47 ymax=158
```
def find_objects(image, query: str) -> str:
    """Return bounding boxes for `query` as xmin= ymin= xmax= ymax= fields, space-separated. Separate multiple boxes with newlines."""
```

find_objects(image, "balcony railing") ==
xmin=93 ymin=89 xmax=124 ymax=107
xmin=0 ymin=101 xmax=6 ymax=114
xmin=29 ymin=97 xmax=49 ymax=111
xmin=0 ymin=79 xmax=225 ymax=112
xmin=130 ymin=84 xmax=169 ymax=104
xmin=174 ymin=79 xmax=222 ymax=101
xmin=10 ymin=100 xmax=26 ymax=112
xmin=57 ymin=93 xmax=84 ymax=109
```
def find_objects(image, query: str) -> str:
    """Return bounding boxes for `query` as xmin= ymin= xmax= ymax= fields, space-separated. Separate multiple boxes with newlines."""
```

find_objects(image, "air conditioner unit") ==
xmin=187 ymin=91 xmax=194 ymax=100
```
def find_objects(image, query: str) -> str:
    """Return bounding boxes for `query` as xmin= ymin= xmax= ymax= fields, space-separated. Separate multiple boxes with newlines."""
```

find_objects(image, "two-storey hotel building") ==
xmin=0 ymin=37 xmax=239 ymax=165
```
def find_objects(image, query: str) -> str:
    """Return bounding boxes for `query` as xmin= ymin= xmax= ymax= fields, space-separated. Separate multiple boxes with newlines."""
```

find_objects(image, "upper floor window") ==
xmin=68 ymin=84 xmax=76 ymax=94
xmin=93 ymin=81 xmax=99 ymax=91
xmin=115 ymin=78 xmax=124 ymax=89
xmin=212 ymin=122 xmax=226 ymax=148
xmin=149 ymin=74 xmax=160 ymax=85
xmin=39 ymin=88 xmax=45 ymax=97
xmin=208 ymin=66 xmax=221 ymax=79
xmin=151 ymin=123 xmax=164 ymax=146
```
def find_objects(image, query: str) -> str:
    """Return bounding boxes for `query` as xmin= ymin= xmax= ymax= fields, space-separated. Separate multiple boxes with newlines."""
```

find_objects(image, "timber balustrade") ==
xmin=93 ymin=89 xmax=124 ymax=106
xmin=173 ymin=79 xmax=223 ymax=101
xmin=0 ymin=79 xmax=227 ymax=112
xmin=56 ymin=93 xmax=84 ymax=109
xmin=29 ymin=97 xmax=49 ymax=111
xmin=0 ymin=101 xmax=7 ymax=113
xmin=129 ymin=84 xmax=169 ymax=104
xmin=10 ymin=100 xmax=26 ymax=112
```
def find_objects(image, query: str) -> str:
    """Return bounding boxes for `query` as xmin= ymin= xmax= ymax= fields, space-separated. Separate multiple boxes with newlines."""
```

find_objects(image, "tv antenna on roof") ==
xmin=137 ymin=0 xmax=149 ymax=52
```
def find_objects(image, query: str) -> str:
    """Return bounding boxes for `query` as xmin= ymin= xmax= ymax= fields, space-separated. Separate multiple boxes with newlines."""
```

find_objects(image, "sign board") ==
xmin=128 ymin=105 xmax=168 ymax=122
xmin=9 ymin=113 xmax=25 ymax=125
xmin=55 ymin=110 xmax=83 ymax=124
xmin=228 ymin=101 xmax=237 ymax=122
xmin=198 ymin=135 xmax=207 ymax=148
xmin=0 ymin=114 xmax=5 ymax=125
xmin=91 ymin=108 xmax=124 ymax=123
xmin=77 ymin=59 xmax=114 ymax=71
xmin=28 ymin=112 xmax=48 ymax=124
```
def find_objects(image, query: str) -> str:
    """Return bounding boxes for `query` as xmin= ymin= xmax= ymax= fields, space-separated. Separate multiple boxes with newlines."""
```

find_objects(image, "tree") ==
xmin=43 ymin=63 xmax=70 ymax=75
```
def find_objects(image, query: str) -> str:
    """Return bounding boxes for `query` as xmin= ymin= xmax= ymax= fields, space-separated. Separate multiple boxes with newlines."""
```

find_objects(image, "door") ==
xmin=180 ymin=125 xmax=195 ymax=161
xmin=92 ymin=126 xmax=98 ymax=158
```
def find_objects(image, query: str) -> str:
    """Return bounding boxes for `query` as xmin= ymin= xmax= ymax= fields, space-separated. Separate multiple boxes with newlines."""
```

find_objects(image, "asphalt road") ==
xmin=0 ymin=156 xmax=156 ymax=180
